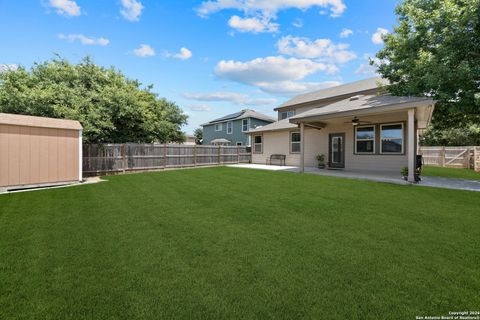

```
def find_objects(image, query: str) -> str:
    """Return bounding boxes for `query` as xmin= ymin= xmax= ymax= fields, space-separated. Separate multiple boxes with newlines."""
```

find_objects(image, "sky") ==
xmin=0 ymin=0 xmax=400 ymax=134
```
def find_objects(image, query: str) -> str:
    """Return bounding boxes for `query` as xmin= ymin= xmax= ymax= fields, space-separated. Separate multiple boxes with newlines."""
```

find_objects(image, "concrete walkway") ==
xmin=227 ymin=164 xmax=480 ymax=192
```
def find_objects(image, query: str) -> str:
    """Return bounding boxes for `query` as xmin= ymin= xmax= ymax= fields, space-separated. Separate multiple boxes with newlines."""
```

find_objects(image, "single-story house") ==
xmin=248 ymin=77 xmax=435 ymax=182
xmin=202 ymin=109 xmax=275 ymax=146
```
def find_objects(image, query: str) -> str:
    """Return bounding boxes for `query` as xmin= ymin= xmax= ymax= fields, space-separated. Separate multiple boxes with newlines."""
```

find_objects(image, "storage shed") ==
xmin=0 ymin=113 xmax=83 ymax=190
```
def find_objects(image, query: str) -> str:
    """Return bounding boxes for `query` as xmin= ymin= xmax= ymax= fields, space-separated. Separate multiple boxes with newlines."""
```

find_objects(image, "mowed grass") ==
xmin=422 ymin=165 xmax=480 ymax=180
xmin=0 ymin=167 xmax=479 ymax=320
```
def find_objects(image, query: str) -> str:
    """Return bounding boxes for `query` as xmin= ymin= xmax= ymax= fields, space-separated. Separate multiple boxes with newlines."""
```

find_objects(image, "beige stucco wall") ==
xmin=0 ymin=124 xmax=80 ymax=188
xmin=252 ymin=112 xmax=409 ymax=172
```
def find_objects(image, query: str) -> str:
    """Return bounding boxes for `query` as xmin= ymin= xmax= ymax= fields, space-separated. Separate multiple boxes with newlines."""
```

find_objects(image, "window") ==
xmin=290 ymin=132 xmax=301 ymax=153
xmin=236 ymin=142 xmax=243 ymax=146
xmin=355 ymin=126 xmax=375 ymax=153
xmin=254 ymin=135 xmax=262 ymax=153
xmin=242 ymin=119 xmax=249 ymax=132
xmin=280 ymin=111 xmax=295 ymax=120
xmin=215 ymin=123 xmax=222 ymax=132
xmin=381 ymin=123 xmax=404 ymax=154
xmin=227 ymin=121 xmax=233 ymax=134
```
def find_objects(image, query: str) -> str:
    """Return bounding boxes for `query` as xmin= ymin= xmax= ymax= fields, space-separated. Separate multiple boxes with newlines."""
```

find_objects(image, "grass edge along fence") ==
xmin=83 ymin=144 xmax=251 ymax=177
xmin=419 ymin=146 xmax=480 ymax=171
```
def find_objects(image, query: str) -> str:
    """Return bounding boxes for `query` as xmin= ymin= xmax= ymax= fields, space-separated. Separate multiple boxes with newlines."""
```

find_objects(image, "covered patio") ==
xmin=228 ymin=164 xmax=480 ymax=192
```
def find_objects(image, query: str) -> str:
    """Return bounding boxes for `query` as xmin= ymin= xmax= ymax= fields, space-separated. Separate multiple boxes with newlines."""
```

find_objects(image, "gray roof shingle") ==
xmin=202 ymin=109 xmax=275 ymax=126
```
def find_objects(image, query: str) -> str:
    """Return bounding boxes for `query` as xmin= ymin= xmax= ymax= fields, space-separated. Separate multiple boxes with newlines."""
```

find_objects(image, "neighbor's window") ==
xmin=215 ymin=123 xmax=222 ymax=131
xmin=254 ymin=135 xmax=263 ymax=153
xmin=381 ymin=123 xmax=404 ymax=154
xmin=280 ymin=111 xmax=295 ymax=120
xmin=242 ymin=119 xmax=249 ymax=132
xmin=355 ymin=126 xmax=375 ymax=153
xmin=227 ymin=121 xmax=233 ymax=134
xmin=291 ymin=132 xmax=301 ymax=153
xmin=236 ymin=142 xmax=243 ymax=146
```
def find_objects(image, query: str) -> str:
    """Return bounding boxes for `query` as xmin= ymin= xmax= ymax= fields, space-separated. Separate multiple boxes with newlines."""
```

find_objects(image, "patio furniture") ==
xmin=266 ymin=154 xmax=286 ymax=166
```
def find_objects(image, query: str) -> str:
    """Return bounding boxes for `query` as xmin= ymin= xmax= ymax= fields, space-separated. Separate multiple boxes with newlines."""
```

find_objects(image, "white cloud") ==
xmin=134 ymin=44 xmax=155 ymax=57
xmin=292 ymin=18 xmax=303 ymax=28
xmin=355 ymin=54 xmax=381 ymax=76
xmin=47 ymin=0 xmax=81 ymax=16
xmin=183 ymin=92 xmax=277 ymax=106
xmin=215 ymin=56 xmax=338 ymax=86
xmin=58 ymin=34 xmax=110 ymax=46
xmin=228 ymin=15 xmax=279 ymax=33
xmin=0 ymin=64 xmax=18 ymax=73
xmin=277 ymin=36 xmax=356 ymax=63
xmin=255 ymin=80 xmax=341 ymax=95
xmin=372 ymin=27 xmax=388 ymax=44
xmin=120 ymin=0 xmax=144 ymax=21
xmin=197 ymin=0 xmax=347 ymax=18
xmin=187 ymin=104 xmax=212 ymax=112
xmin=175 ymin=48 xmax=193 ymax=60
xmin=339 ymin=28 xmax=353 ymax=38
xmin=197 ymin=0 xmax=346 ymax=33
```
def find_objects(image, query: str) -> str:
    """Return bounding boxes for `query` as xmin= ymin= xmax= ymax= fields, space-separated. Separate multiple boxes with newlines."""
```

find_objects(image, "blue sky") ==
xmin=0 ymin=0 xmax=399 ymax=133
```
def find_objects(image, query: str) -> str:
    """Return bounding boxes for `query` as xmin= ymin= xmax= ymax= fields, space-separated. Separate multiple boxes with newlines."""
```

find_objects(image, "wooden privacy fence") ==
xmin=83 ymin=144 xmax=251 ymax=177
xmin=419 ymin=146 xmax=480 ymax=171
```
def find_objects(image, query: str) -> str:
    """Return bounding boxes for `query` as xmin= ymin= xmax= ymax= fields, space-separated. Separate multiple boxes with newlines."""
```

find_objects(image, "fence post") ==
xmin=163 ymin=143 xmax=167 ymax=169
xmin=441 ymin=146 xmax=446 ymax=167
xmin=218 ymin=146 xmax=221 ymax=165
xmin=475 ymin=147 xmax=478 ymax=172
xmin=122 ymin=144 xmax=126 ymax=174
xmin=194 ymin=145 xmax=197 ymax=167
xmin=237 ymin=146 xmax=240 ymax=163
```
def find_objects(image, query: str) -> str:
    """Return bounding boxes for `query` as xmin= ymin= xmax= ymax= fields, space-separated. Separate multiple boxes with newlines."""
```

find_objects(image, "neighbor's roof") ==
xmin=201 ymin=109 xmax=275 ymax=126
xmin=248 ymin=119 xmax=298 ymax=133
xmin=0 ymin=113 xmax=83 ymax=130
xmin=211 ymin=138 xmax=231 ymax=143
xmin=275 ymin=76 xmax=390 ymax=110
xmin=289 ymin=95 xmax=435 ymax=122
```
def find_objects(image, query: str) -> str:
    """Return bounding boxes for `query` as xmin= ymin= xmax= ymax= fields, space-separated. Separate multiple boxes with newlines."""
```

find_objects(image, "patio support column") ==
xmin=408 ymin=109 xmax=415 ymax=182
xmin=300 ymin=122 xmax=305 ymax=173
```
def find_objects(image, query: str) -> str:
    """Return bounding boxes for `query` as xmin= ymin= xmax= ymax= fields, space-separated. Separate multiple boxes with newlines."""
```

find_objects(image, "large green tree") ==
xmin=0 ymin=56 xmax=188 ymax=143
xmin=375 ymin=0 xmax=480 ymax=146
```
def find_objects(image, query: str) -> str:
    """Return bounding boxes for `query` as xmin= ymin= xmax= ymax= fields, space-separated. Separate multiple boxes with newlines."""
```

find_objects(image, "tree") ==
xmin=375 ymin=0 xmax=480 ymax=146
xmin=0 ymin=56 xmax=188 ymax=144
xmin=193 ymin=128 xmax=203 ymax=145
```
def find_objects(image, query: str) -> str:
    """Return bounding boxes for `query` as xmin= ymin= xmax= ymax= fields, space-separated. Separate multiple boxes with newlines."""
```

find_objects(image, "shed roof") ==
xmin=0 ymin=113 xmax=83 ymax=130
xmin=211 ymin=138 xmax=231 ymax=143
xmin=275 ymin=76 xmax=389 ymax=110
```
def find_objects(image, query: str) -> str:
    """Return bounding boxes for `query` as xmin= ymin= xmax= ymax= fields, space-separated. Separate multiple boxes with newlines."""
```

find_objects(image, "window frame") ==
xmin=242 ymin=119 xmax=249 ymax=132
xmin=253 ymin=135 xmax=263 ymax=154
xmin=280 ymin=110 xmax=295 ymax=120
xmin=226 ymin=121 xmax=233 ymax=134
xmin=290 ymin=131 xmax=301 ymax=154
xmin=380 ymin=122 xmax=405 ymax=155
xmin=354 ymin=125 xmax=376 ymax=154
xmin=214 ymin=123 xmax=222 ymax=132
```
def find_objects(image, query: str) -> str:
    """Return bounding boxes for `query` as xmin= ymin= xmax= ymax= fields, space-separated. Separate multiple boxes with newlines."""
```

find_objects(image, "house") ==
xmin=202 ymin=109 xmax=275 ymax=146
xmin=248 ymin=77 xmax=435 ymax=182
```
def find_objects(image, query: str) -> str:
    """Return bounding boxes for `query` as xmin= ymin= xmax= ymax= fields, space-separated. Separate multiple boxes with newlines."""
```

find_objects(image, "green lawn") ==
xmin=422 ymin=165 xmax=480 ymax=180
xmin=1 ymin=167 xmax=479 ymax=319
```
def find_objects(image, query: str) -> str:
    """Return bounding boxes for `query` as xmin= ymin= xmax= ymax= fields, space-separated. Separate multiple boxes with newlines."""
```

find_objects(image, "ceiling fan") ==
xmin=344 ymin=116 xmax=371 ymax=126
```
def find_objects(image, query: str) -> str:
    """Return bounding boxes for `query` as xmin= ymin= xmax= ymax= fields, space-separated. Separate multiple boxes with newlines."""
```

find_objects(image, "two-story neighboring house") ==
xmin=202 ymin=109 xmax=275 ymax=146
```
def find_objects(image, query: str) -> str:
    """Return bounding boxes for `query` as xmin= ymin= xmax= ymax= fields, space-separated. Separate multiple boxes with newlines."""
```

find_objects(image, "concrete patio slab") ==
xmin=227 ymin=164 xmax=480 ymax=192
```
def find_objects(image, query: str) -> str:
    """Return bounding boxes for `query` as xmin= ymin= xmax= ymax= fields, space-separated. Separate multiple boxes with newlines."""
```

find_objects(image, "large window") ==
xmin=290 ymin=132 xmax=301 ymax=153
xmin=381 ymin=123 xmax=404 ymax=154
xmin=227 ymin=121 xmax=233 ymax=134
xmin=215 ymin=123 xmax=222 ymax=131
xmin=280 ymin=111 xmax=295 ymax=120
xmin=355 ymin=126 xmax=375 ymax=154
xmin=242 ymin=119 xmax=249 ymax=132
xmin=254 ymin=135 xmax=263 ymax=153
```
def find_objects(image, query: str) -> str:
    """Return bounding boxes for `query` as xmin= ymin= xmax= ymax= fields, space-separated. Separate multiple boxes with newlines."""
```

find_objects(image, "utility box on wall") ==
xmin=0 ymin=113 xmax=83 ymax=190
